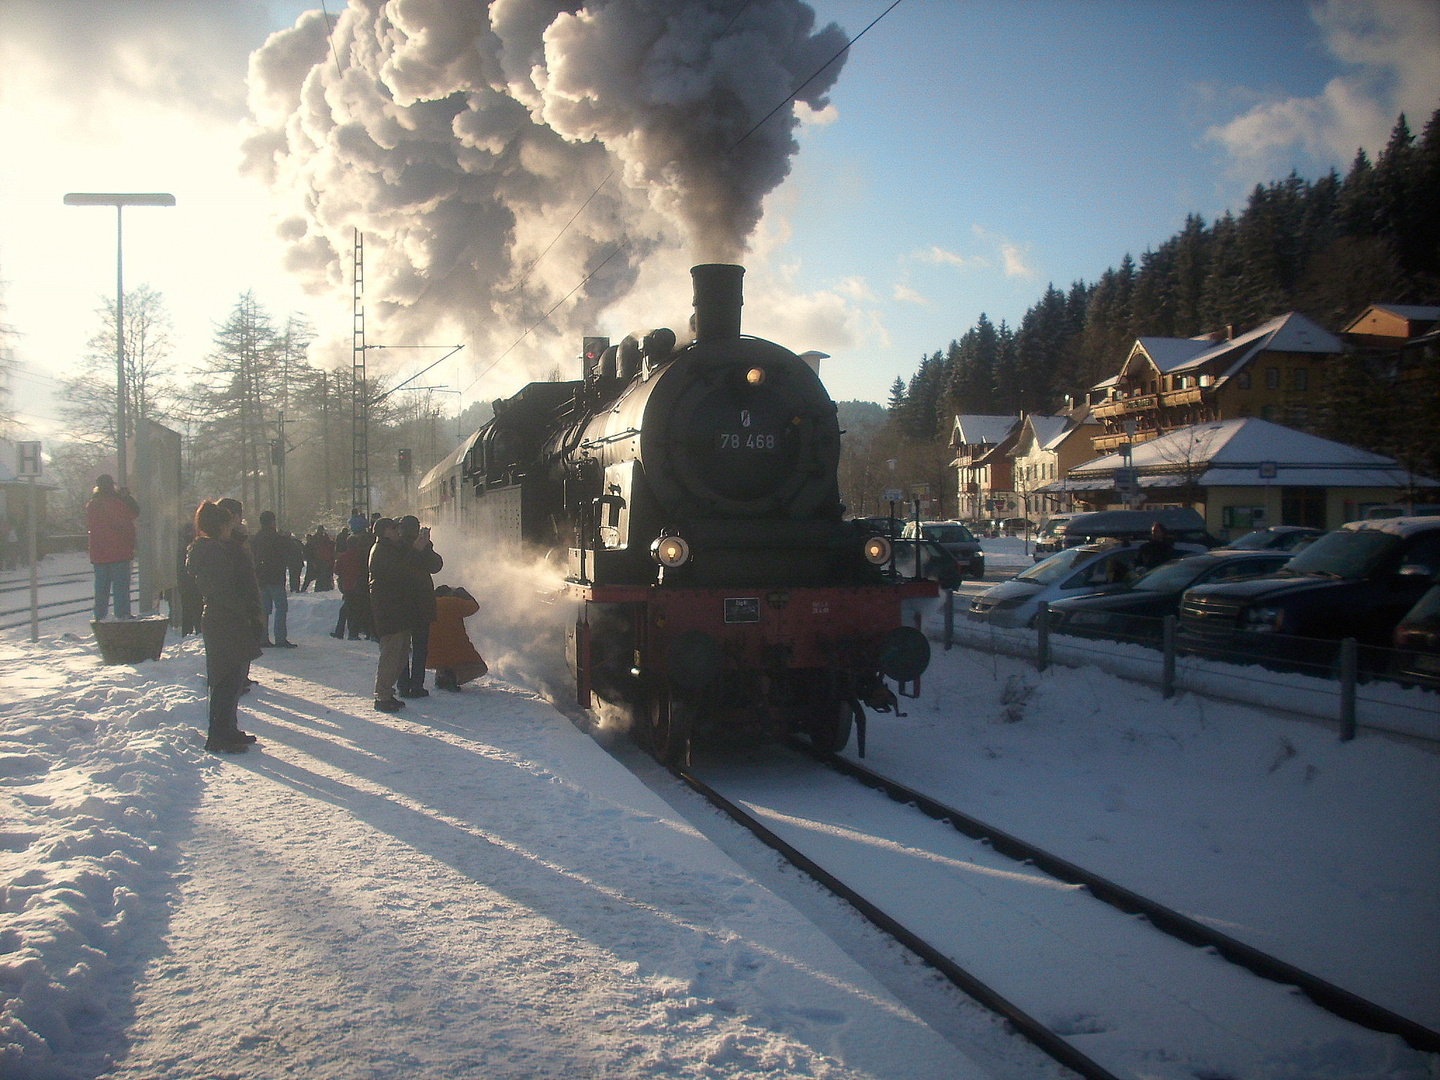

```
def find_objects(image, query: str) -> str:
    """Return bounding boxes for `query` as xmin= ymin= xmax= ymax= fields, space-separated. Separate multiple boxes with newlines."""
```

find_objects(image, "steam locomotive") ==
xmin=418 ymin=264 xmax=935 ymax=760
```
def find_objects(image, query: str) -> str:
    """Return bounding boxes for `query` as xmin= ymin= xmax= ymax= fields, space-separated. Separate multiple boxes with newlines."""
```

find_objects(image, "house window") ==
xmin=1237 ymin=372 xmax=1251 ymax=389
xmin=1291 ymin=369 xmax=1308 ymax=391
xmin=1265 ymin=367 xmax=1280 ymax=390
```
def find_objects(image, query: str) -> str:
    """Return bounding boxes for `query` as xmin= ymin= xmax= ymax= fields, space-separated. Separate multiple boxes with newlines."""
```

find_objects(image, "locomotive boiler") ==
xmin=420 ymin=264 xmax=935 ymax=759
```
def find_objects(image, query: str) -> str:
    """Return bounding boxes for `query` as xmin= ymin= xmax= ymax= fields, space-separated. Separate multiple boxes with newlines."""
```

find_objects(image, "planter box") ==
xmin=92 ymin=617 xmax=170 ymax=664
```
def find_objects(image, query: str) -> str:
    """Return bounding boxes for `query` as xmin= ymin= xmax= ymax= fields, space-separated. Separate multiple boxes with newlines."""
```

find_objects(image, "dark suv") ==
xmin=1178 ymin=516 xmax=1440 ymax=668
xmin=900 ymin=520 xmax=985 ymax=579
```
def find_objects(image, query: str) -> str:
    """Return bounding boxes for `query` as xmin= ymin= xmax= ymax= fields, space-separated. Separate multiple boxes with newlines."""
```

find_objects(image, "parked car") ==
xmin=1392 ymin=583 xmax=1440 ymax=689
xmin=1045 ymin=549 xmax=1293 ymax=644
xmin=1215 ymin=526 xmax=1323 ymax=552
xmin=1061 ymin=507 xmax=1219 ymax=549
xmin=900 ymin=520 xmax=985 ymax=579
xmin=888 ymin=538 xmax=964 ymax=590
xmin=851 ymin=514 xmax=906 ymax=538
xmin=969 ymin=542 xmax=1155 ymax=628
xmin=1178 ymin=516 xmax=1440 ymax=670
xmin=1031 ymin=514 xmax=1080 ymax=560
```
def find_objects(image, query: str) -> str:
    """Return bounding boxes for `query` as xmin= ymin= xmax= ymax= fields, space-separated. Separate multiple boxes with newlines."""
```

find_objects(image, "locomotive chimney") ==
xmin=691 ymin=264 xmax=744 ymax=341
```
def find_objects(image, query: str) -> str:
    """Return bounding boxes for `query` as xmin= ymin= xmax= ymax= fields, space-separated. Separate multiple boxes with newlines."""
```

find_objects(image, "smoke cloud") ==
xmin=242 ymin=0 xmax=848 ymax=385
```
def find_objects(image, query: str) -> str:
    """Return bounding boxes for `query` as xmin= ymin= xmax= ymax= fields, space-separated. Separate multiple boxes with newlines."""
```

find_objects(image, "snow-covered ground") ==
xmin=1 ymin=539 xmax=1436 ymax=1079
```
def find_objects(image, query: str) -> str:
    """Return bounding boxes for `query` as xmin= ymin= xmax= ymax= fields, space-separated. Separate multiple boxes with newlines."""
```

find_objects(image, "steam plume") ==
xmin=242 ymin=0 xmax=847 ymax=381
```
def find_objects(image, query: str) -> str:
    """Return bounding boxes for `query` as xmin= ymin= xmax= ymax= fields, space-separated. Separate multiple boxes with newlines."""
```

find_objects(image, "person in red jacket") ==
xmin=86 ymin=474 xmax=139 ymax=620
xmin=330 ymin=535 xmax=370 ymax=640
xmin=427 ymin=585 xmax=487 ymax=691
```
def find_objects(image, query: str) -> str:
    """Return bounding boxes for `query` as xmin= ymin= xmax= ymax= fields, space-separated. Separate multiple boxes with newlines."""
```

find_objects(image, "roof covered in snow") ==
xmin=1131 ymin=337 xmax=1215 ymax=373
xmin=1051 ymin=419 xmax=1439 ymax=491
xmin=1073 ymin=419 xmax=1394 ymax=474
xmin=952 ymin=414 xmax=1018 ymax=447
xmin=1172 ymin=312 xmax=1343 ymax=378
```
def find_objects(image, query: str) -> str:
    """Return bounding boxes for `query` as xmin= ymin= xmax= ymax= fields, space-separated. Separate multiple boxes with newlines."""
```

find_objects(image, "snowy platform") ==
xmin=0 ymin=598 xmax=981 ymax=1079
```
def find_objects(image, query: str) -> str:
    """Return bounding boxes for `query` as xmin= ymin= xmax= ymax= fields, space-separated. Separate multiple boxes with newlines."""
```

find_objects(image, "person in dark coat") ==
xmin=368 ymin=518 xmax=411 ymax=712
xmin=286 ymin=531 xmax=305 ymax=592
xmin=186 ymin=500 xmax=263 ymax=753
xmin=397 ymin=515 xmax=443 ymax=697
xmin=1135 ymin=522 xmax=1177 ymax=570
xmin=252 ymin=511 xmax=296 ymax=647
xmin=86 ymin=474 xmax=140 ymax=620
xmin=177 ymin=522 xmax=202 ymax=635
xmin=302 ymin=527 xmax=336 ymax=591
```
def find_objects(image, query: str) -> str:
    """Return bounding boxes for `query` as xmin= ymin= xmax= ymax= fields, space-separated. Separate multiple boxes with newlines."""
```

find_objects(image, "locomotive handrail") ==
xmin=579 ymin=427 xmax=641 ymax=450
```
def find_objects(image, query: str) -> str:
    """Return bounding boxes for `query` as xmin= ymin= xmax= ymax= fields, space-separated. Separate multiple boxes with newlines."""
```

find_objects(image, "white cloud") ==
xmin=892 ymin=282 xmax=928 ymax=306
xmin=912 ymin=245 xmax=988 ymax=271
xmin=970 ymin=226 xmax=1038 ymax=281
xmin=1206 ymin=0 xmax=1440 ymax=169
xmin=838 ymin=276 xmax=878 ymax=302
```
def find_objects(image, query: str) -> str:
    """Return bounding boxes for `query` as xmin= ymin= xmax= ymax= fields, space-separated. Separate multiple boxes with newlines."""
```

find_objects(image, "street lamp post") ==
xmin=63 ymin=192 xmax=176 ymax=489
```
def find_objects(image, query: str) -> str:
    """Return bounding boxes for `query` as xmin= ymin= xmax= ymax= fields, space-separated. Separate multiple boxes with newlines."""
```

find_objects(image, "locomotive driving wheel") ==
xmin=649 ymin=684 xmax=695 ymax=765
xmin=809 ymin=694 xmax=857 ymax=755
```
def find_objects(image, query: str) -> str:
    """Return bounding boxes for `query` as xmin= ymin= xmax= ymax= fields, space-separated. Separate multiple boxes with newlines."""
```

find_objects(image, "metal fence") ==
xmin=938 ymin=596 xmax=1439 ymax=743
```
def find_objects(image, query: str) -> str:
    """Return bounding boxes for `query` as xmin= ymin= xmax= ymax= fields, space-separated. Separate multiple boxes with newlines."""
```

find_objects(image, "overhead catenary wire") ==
xmin=462 ymin=242 xmax=629 ymax=397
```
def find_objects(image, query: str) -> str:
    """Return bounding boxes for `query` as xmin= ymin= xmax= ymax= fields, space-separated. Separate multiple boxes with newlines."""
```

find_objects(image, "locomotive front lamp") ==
xmin=651 ymin=535 xmax=691 ymax=568
xmin=863 ymin=535 xmax=892 ymax=565
xmin=745 ymin=366 xmax=767 ymax=386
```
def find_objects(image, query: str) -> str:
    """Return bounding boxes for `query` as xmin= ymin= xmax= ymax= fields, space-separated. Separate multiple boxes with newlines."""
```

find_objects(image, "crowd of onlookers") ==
xmin=78 ymin=478 xmax=487 ymax=755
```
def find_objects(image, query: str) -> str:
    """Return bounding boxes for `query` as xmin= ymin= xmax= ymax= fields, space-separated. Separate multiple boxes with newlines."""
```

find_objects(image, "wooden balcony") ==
xmin=1091 ymin=429 xmax=1161 ymax=453
xmin=1091 ymin=399 xmax=1126 ymax=420
xmin=1159 ymin=387 xmax=1204 ymax=407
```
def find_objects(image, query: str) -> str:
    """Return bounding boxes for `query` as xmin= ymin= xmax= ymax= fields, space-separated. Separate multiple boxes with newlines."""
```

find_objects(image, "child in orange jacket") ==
xmin=427 ymin=585 xmax=488 ymax=690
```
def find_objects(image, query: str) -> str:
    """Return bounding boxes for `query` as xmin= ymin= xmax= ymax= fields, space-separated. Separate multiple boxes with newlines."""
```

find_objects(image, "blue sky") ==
xmin=1 ymin=0 xmax=1435 ymax=437
xmin=780 ymin=0 xmax=1436 ymax=401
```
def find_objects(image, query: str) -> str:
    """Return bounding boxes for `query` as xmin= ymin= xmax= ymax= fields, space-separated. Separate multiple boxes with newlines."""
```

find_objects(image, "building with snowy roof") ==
xmin=1008 ymin=408 xmax=1101 ymax=521
xmin=948 ymin=414 xmax=1020 ymax=521
xmin=1086 ymin=313 xmax=1344 ymax=454
xmin=1037 ymin=418 xmax=1439 ymax=541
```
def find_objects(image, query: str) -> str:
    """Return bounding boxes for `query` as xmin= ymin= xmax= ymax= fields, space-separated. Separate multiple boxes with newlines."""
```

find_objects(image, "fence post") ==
xmin=1162 ymin=614 xmax=1177 ymax=699
xmin=1338 ymin=637 xmax=1357 ymax=742
xmin=944 ymin=589 xmax=954 ymax=651
xmin=1035 ymin=602 xmax=1050 ymax=672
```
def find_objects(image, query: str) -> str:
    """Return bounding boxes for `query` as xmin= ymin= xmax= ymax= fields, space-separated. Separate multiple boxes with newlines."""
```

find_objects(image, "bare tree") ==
xmin=58 ymin=285 xmax=176 ymax=448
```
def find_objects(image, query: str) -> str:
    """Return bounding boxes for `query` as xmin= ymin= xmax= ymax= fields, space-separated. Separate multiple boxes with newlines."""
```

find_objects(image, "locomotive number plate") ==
xmin=724 ymin=597 xmax=760 ymax=623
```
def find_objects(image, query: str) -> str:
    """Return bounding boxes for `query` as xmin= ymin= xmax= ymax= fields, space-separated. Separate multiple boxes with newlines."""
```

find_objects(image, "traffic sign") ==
xmin=16 ymin=441 xmax=41 ymax=477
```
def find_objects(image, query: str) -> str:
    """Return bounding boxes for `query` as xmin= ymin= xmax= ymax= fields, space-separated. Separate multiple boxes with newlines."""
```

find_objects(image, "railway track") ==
xmin=669 ymin=742 xmax=1439 ymax=1079
xmin=801 ymin=741 xmax=1440 ymax=1055
xmin=0 ymin=570 xmax=124 ymax=631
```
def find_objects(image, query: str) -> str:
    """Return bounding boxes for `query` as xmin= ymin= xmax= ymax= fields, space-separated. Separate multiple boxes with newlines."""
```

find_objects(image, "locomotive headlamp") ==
xmin=862 ymin=535 xmax=892 ymax=565
xmin=745 ymin=366 xmax=766 ymax=386
xmin=651 ymin=534 xmax=691 ymax=568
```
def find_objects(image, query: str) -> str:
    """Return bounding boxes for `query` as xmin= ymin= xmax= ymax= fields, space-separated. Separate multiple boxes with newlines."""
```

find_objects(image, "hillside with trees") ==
xmin=884 ymin=107 xmax=1440 ymax=472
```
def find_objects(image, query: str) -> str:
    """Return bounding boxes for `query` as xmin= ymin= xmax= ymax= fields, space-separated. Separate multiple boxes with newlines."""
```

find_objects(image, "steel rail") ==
xmin=797 ymin=740 xmax=1440 ymax=1054
xmin=671 ymin=762 xmax=1126 ymax=1080
xmin=0 ymin=599 xmax=100 ymax=631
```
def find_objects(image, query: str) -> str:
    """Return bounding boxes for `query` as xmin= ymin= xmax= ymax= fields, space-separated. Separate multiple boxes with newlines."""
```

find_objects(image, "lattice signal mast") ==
xmin=351 ymin=229 xmax=369 ymax=517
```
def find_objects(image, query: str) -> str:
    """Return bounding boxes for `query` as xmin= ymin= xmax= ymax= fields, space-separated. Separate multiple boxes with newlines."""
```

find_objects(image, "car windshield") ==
xmin=1284 ymin=529 xmax=1400 ymax=578
xmin=1016 ymin=545 xmax=1094 ymax=584
xmin=1404 ymin=586 xmax=1440 ymax=628
xmin=925 ymin=524 xmax=975 ymax=544
xmin=1039 ymin=519 xmax=1068 ymax=538
xmin=1131 ymin=558 xmax=1210 ymax=592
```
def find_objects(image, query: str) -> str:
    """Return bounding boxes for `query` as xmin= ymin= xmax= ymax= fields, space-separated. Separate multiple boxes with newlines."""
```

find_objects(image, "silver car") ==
xmin=969 ymin=542 xmax=1155 ymax=628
